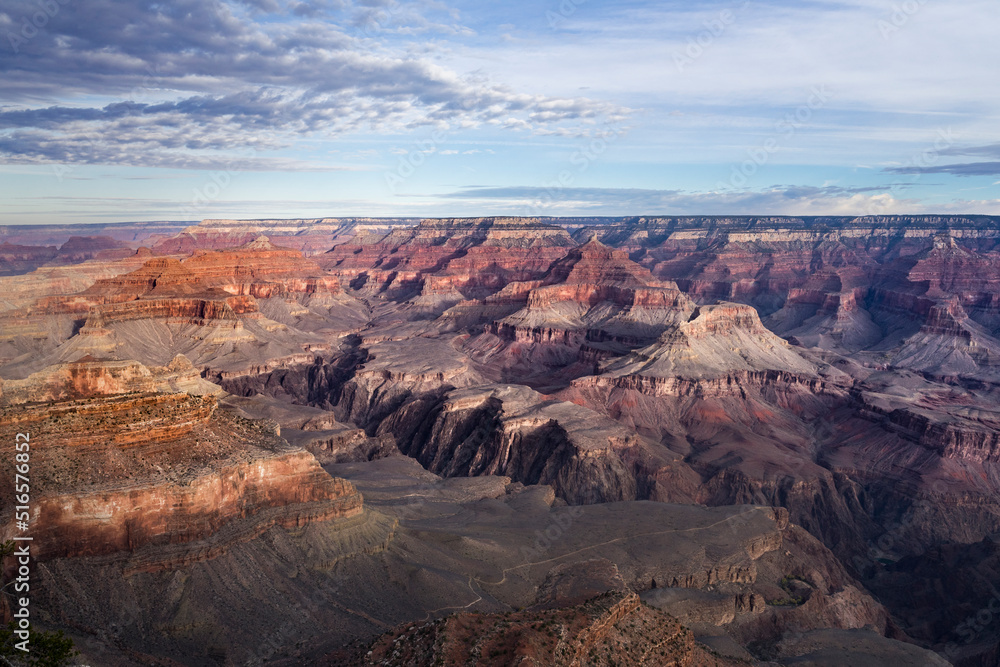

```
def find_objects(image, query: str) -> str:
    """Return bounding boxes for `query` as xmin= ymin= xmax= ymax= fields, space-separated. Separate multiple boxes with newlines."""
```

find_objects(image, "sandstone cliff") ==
xmin=0 ymin=356 xmax=362 ymax=566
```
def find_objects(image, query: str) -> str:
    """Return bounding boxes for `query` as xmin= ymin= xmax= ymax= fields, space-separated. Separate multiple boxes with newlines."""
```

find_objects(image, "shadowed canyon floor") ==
xmin=3 ymin=216 xmax=1000 ymax=665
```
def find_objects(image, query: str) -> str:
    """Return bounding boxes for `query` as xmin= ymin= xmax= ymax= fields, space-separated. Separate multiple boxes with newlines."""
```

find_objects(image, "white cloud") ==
xmin=0 ymin=0 xmax=629 ymax=169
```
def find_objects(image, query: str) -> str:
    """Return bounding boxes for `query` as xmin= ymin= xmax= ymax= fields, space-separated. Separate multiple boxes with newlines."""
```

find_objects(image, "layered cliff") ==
xmin=151 ymin=218 xmax=413 ymax=255
xmin=0 ymin=356 xmax=362 ymax=565
xmin=464 ymin=239 xmax=697 ymax=381
xmin=597 ymin=303 xmax=817 ymax=380
xmin=0 ymin=234 xmax=145 ymax=275
xmin=575 ymin=218 xmax=1000 ymax=381
xmin=319 ymin=218 xmax=577 ymax=302
xmin=377 ymin=384 xmax=660 ymax=505
xmin=0 ymin=238 xmax=370 ymax=378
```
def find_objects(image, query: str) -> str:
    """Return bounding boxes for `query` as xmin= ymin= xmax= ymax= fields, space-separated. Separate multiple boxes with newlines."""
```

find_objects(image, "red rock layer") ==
xmin=0 ymin=358 xmax=363 ymax=563
xmin=318 ymin=218 xmax=576 ymax=298
xmin=182 ymin=236 xmax=342 ymax=296
xmin=24 ymin=237 xmax=338 ymax=330
xmin=476 ymin=240 xmax=694 ymax=365
xmin=0 ymin=242 xmax=58 ymax=275
xmin=29 ymin=448 xmax=361 ymax=560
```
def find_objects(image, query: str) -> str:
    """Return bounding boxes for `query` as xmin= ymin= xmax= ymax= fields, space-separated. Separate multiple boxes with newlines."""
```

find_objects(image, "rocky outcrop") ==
xmin=0 ymin=354 xmax=214 ymax=404
xmin=0 ymin=242 xmax=58 ymax=276
xmin=463 ymin=240 xmax=697 ymax=380
xmin=0 ymin=357 xmax=362 ymax=566
xmin=28 ymin=445 xmax=361 ymax=561
xmin=359 ymin=592 xmax=740 ymax=667
xmin=29 ymin=237 xmax=342 ymax=318
xmin=377 ymin=384 xmax=654 ymax=505
xmin=319 ymin=218 xmax=576 ymax=301
xmin=594 ymin=303 xmax=818 ymax=380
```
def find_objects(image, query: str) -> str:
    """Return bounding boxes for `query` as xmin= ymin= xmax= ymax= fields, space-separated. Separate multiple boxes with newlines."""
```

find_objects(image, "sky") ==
xmin=1 ymin=0 xmax=999 ymax=224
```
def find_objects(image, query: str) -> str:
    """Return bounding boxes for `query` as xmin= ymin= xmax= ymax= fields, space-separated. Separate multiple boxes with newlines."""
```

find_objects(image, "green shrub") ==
xmin=0 ymin=622 xmax=79 ymax=667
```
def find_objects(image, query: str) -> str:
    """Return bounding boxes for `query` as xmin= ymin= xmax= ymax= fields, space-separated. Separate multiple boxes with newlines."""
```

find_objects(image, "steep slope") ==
xmin=464 ymin=239 xmax=695 ymax=382
xmin=319 ymin=218 xmax=577 ymax=307
xmin=0 ymin=356 xmax=362 ymax=564
xmin=600 ymin=303 xmax=816 ymax=379
xmin=332 ymin=457 xmax=899 ymax=667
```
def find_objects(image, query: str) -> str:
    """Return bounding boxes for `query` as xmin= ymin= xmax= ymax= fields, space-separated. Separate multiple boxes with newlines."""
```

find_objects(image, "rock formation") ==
xmin=0 ymin=355 xmax=361 ymax=565
xmin=7 ymin=215 xmax=1000 ymax=664
xmin=358 ymin=591 xmax=741 ymax=666
xmin=151 ymin=217 xmax=413 ymax=255
xmin=0 ymin=237 xmax=369 ymax=378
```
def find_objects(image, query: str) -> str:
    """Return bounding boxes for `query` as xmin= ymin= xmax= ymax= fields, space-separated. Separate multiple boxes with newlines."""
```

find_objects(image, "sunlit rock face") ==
xmin=0 ymin=355 xmax=362 ymax=565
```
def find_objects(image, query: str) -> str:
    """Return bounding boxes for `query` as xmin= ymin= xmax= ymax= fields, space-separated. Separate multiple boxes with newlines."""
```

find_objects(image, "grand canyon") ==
xmin=2 ymin=215 xmax=999 ymax=665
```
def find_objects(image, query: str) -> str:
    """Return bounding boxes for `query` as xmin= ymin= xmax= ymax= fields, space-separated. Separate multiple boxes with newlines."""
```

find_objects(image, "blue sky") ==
xmin=1 ymin=0 xmax=999 ymax=224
